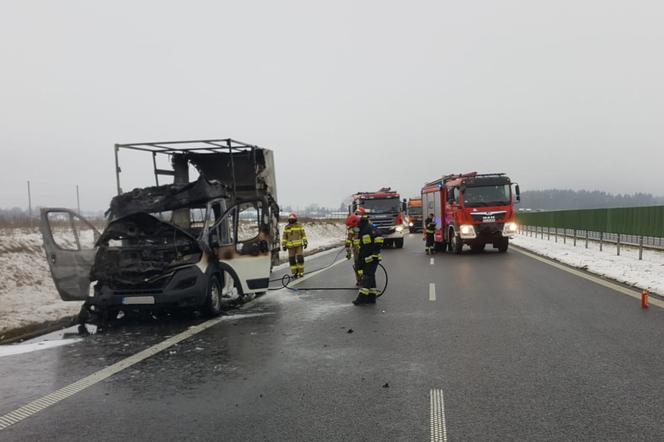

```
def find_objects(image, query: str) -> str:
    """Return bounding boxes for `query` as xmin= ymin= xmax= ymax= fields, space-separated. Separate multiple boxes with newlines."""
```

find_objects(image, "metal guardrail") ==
xmin=516 ymin=206 xmax=664 ymax=260
xmin=519 ymin=225 xmax=664 ymax=260
xmin=517 ymin=205 xmax=664 ymax=237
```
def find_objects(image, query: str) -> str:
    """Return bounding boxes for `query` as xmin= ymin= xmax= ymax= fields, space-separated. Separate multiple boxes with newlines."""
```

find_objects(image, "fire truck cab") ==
xmin=349 ymin=188 xmax=406 ymax=248
xmin=421 ymin=172 xmax=520 ymax=254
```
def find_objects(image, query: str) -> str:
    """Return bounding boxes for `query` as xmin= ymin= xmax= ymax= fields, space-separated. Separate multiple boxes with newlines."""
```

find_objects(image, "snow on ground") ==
xmin=0 ymin=228 xmax=81 ymax=337
xmin=0 ymin=222 xmax=346 ymax=337
xmin=512 ymin=232 xmax=664 ymax=296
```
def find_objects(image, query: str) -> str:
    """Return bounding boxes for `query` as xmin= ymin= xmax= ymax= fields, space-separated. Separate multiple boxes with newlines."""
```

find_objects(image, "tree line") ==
xmin=520 ymin=189 xmax=664 ymax=211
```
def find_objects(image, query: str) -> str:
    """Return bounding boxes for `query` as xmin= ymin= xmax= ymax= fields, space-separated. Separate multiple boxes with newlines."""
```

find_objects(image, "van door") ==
xmin=211 ymin=201 xmax=271 ymax=295
xmin=39 ymin=208 xmax=101 ymax=301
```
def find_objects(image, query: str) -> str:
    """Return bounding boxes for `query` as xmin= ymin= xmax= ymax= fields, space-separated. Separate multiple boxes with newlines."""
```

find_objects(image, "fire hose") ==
xmin=268 ymin=247 xmax=389 ymax=297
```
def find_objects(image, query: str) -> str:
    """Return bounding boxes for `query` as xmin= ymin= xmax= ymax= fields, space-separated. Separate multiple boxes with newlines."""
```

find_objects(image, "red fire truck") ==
xmin=350 ymin=188 xmax=406 ymax=248
xmin=421 ymin=173 xmax=520 ymax=254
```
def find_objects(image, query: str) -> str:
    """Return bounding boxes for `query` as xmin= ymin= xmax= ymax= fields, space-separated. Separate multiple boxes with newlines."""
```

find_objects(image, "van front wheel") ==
xmin=203 ymin=276 xmax=223 ymax=317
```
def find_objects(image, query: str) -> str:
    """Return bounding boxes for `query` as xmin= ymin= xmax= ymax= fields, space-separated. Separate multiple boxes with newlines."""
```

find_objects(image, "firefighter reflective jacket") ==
xmin=425 ymin=219 xmax=436 ymax=234
xmin=346 ymin=228 xmax=359 ymax=252
xmin=282 ymin=222 xmax=308 ymax=249
xmin=355 ymin=219 xmax=383 ymax=267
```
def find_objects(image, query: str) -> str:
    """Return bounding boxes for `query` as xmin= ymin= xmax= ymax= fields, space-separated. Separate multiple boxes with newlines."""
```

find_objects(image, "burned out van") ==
xmin=40 ymin=139 xmax=280 ymax=322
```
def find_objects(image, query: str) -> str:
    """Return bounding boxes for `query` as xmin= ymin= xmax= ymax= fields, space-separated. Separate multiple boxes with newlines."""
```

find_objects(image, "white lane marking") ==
xmin=271 ymin=246 xmax=344 ymax=271
xmin=429 ymin=283 xmax=436 ymax=301
xmin=430 ymin=258 xmax=435 ymax=265
xmin=290 ymin=258 xmax=347 ymax=287
xmin=430 ymin=388 xmax=448 ymax=442
xmin=0 ymin=313 xmax=270 ymax=431
xmin=241 ymin=256 xmax=349 ymax=310
xmin=514 ymin=247 xmax=664 ymax=309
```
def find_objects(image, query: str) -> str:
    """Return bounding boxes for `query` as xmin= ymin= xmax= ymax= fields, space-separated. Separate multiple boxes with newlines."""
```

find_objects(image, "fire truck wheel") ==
xmin=450 ymin=233 xmax=463 ymax=255
xmin=395 ymin=238 xmax=404 ymax=248
xmin=497 ymin=238 xmax=509 ymax=253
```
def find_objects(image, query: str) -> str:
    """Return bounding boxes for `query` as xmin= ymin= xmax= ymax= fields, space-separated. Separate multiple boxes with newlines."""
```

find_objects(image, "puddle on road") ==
xmin=0 ymin=337 xmax=84 ymax=357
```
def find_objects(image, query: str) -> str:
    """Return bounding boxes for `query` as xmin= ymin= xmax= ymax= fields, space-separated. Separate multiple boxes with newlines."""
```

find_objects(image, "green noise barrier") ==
xmin=516 ymin=206 xmax=664 ymax=238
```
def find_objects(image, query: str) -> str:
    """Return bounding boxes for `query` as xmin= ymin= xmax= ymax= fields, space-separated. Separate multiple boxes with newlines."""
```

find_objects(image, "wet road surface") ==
xmin=1 ymin=236 xmax=663 ymax=441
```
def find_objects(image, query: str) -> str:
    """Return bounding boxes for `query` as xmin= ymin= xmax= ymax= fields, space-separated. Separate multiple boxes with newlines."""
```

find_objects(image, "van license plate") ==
xmin=122 ymin=296 xmax=155 ymax=305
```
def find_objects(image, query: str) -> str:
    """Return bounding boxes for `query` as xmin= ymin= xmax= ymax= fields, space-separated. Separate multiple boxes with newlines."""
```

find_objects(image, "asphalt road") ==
xmin=1 ymin=235 xmax=663 ymax=441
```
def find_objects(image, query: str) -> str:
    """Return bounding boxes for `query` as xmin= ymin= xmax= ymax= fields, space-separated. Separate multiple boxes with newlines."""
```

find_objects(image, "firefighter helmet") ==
xmin=346 ymin=215 xmax=361 ymax=228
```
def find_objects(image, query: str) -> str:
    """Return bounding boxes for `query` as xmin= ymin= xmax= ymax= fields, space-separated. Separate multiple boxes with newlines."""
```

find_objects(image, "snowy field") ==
xmin=0 ymin=222 xmax=346 ymax=338
xmin=0 ymin=228 xmax=81 ymax=338
xmin=512 ymin=232 xmax=664 ymax=296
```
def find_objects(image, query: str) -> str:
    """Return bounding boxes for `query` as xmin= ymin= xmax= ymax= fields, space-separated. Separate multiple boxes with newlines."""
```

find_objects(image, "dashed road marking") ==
xmin=430 ymin=388 xmax=448 ymax=442
xmin=430 ymin=258 xmax=435 ymax=265
xmin=513 ymin=247 xmax=664 ymax=309
xmin=429 ymin=283 xmax=436 ymax=301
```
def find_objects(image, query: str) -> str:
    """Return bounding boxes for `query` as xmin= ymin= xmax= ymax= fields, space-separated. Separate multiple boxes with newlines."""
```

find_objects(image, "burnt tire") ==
xmin=203 ymin=276 xmax=223 ymax=317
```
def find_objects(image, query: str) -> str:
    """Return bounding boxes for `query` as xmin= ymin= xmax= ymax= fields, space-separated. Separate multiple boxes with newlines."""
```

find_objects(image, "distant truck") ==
xmin=421 ymin=172 xmax=520 ymax=254
xmin=406 ymin=198 xmax=423 ymax=232
xmin=349 ymin=188 xmax=405 ymax=248
xmin=40 ymin=139 xmax=280 ymax=322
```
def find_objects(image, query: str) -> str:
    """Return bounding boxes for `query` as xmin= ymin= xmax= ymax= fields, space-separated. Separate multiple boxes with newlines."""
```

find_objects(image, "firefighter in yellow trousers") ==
xmin=345 ymin=214 xmax=361 ymax=285
xmin=345 ymin=207 xmax=368 ymax=285
xmin=282 ymin=213 xmax=307 ymax=278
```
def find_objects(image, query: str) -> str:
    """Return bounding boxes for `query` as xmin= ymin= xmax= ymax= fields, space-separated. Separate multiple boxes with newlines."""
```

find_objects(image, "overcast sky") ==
xmin=1 ymin=0 xmax=663 ymax=212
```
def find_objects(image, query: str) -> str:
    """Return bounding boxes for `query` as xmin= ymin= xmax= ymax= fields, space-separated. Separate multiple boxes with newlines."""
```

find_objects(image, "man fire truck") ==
xmin=349 ymin=188 xmax=405 ymax=248
xmin=421 ymin=172 xmax=520 ymax=254
xmin=406 ymin=197 xmax=423 ymax=232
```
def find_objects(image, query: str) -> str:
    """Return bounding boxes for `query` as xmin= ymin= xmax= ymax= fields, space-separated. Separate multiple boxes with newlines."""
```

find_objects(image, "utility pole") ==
xmin=76 ymin=184 xmax=81 ymax=213
xmin=27 ymin=180 xmax=32 ymax=226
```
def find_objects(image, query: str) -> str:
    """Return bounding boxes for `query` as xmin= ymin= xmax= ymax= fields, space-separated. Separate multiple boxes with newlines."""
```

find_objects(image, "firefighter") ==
xmin=345 ymin=214 xmax=362 ymax=285
xmin=345 ymin=214 xmax=355 ymax=260
xmin=350 ymin=207 xmax=368 ymax=285
xmin=349 ymin=214 xmax=384 ymax=305
xmin=282 ymin=213 xmax=307 ymax=278
xmin=424 ymin=213 xmax=436 ymax=254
